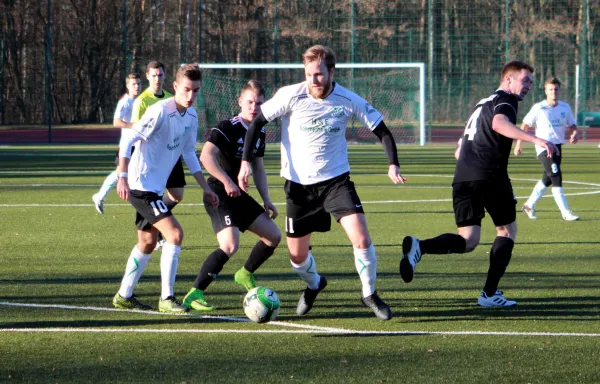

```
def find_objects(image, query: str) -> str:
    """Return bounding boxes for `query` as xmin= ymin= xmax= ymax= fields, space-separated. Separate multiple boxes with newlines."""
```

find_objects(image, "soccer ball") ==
xmin=243 ymin=286 xmax=280 ymax=323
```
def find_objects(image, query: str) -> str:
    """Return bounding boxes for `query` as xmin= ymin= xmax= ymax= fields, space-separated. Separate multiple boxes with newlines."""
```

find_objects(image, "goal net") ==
xmin=197 ymin=63 xmax=426 ymax=145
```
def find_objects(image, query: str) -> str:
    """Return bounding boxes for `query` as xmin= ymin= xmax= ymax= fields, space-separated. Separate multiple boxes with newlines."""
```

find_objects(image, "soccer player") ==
xmin=399 ymin=61 xmax=557 ymax=307
xmin=513 ymin=77 xmax=580 ymax=221
xmin=131 ymin=61 xmax=186 ymax=249
xmin=112 ymin=64 xmax=218 ymax=313
xmin=92 ymin=73 xmax=142 ymax=214
xmin=237 ymin=45 xmax=406 ymax=321
xmin=182 ymin=80 xmax=281 ymax=311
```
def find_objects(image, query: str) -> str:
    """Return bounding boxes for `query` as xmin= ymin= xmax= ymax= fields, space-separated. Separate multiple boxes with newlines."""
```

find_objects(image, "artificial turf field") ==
xmin=1 ymin=143 xmax=599 ymax=383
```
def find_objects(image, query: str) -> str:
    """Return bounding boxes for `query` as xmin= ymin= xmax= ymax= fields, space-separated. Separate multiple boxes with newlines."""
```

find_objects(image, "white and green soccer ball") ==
xmin=243 ymin=286 xmax=280 ymax=323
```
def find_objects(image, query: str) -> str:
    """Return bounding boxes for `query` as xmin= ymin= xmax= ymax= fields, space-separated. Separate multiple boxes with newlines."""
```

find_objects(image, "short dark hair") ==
xmin=146 ymin=61 xmax=165 ymax=73
xmin=501 ymin=60 xmax=534 ymax=80
xmin=176 ymin=63 xmax=202 ymax=82
xmin=240 ymin=80 xmax=265 ymax=98
xmin=544 ymin=77 xmax=561 ymax=88
xmin=302 ymin=45 xmax=336 ymax=71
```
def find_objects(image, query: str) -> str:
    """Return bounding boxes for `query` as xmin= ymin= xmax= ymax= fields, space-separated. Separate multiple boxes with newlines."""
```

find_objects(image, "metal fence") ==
xmin=1 ymin=0 xmax=598 ymax=143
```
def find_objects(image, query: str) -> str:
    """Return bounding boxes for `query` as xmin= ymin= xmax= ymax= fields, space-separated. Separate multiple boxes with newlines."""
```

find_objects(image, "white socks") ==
xmin=354 ymin=244 xmax=377 ymax=297
xmin=160 ymin=242 xmax=181 ymax=300
xmin=291 ymin=252 xmax=320 ymax=289
xmin=118 ymin=246 xmax=151 ymax=299
xmin=552 ymin=187 xmax=570 ymax=213
xmin=97 ymin=171 xmax=118 ymax=200
xmin=525 ymin=180 xmax=548 ymax=208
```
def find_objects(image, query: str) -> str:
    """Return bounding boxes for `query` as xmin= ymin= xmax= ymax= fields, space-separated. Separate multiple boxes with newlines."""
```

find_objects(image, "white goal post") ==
xmin=197 ymin=63 xmax=426 ymax=146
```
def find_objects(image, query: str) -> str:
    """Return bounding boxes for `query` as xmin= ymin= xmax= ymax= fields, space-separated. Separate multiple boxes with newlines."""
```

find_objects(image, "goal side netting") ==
xmin=197 ymin=63 xmax=426 ymax=145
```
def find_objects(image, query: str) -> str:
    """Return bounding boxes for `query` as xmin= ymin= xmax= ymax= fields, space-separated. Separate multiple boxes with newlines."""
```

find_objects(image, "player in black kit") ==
xmin=399 ymin=61 xmax=557 ymax=307
xmin=183 ymin=80 xmax=281 ymax=311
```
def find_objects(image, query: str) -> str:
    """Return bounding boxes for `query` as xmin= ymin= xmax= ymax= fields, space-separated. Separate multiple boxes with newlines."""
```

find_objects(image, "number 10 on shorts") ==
xmin=150 ymin=200 xmax=169 ymax=216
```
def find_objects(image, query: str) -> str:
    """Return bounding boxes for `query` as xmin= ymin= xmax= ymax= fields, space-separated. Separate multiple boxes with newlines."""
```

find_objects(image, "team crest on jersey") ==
xmin=331 ymin=106 xmax=346 ymax=118
xmin=365 ymin=103 xmax=376 ymax=115
xmin=560 ymin=112 xmax=565 ymax=118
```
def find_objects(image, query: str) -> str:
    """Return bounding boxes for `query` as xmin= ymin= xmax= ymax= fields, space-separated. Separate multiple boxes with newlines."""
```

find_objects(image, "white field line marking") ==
xmin=1 ymin=190 xmax=599 ymax=208
xmin=0 ymin=301 xmax=350 ymax=334
xmin=2 ymin=301 xmax=600 ymax=337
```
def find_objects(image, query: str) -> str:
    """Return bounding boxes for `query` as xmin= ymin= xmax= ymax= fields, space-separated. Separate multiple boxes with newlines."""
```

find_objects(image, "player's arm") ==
xmin=116 ymin=129 xmax=144 ymax=201
xmin=454 ymin=137 xmax=463 ymax=160
xmin=199 ymin=141 xmax=240 ymax=198
xmin=569 ymin=124 xmax=579 ymax=144
xmin=251 ymin=156 xmax=278 ymax=219
xmin=513 ymin=123 xmax=531 ymax=156
xmin=183 ymin=149 xmax=219 ymax=208
xmin=372 ymin=121 xmax=406 ymax=185
xmin=238 ymin=112 xmax=270 ymax=192
xmin=493 ymin=114 xmax=556 ymax=157
xmin=113 ymin=118 xmax=133 ymax=129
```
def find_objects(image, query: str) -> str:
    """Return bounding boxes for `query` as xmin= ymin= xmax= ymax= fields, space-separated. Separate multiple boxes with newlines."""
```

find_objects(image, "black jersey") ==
xmin=453 ymin=90 xmax=520 ymax=183
xmin=206 ymin=115 xmax=266 ymax=188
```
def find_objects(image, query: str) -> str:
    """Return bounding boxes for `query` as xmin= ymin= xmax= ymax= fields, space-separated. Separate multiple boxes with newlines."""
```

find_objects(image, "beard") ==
xmin=308 ymin=80 xmax=332 ymax=99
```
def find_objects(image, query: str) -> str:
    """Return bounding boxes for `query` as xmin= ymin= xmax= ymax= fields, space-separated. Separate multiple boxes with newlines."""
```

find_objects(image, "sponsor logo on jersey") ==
xmin=167 ymin=136 xmax=181 ymax=151
xmin=300 ymin=117 xmax=341 ymax=134
xmin=365 ymin=103 xmax=376 ymax=115
xmin=331 ymin=106 xmax=346 ymax=118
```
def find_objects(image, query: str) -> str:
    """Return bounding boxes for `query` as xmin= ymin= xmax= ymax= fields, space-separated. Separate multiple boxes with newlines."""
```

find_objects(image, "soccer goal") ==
xmin=197 ymin=63 xmax=426 ymax=145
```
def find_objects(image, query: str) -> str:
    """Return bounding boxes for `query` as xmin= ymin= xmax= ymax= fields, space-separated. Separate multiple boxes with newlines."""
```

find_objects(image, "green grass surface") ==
xmin=1 ymin=144 xmax=599 ymax=383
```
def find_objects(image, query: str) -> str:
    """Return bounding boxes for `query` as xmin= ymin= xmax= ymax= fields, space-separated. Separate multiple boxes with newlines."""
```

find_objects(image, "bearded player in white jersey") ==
xmin=112 ymin=64 xmax=218 ymax=313
xmin=238 ymin=45 xmax=406 ymax=321
xmin=514 ymin=77 xmax=580 ymax=221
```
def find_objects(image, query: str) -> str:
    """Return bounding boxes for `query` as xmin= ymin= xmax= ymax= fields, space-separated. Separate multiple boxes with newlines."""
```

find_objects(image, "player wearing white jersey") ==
xmin=238 ymin=45 xmax=406 ymax=321
xmin=514 ymin=77 xmax=580 ymax=221
xmin=112 ymin=64 xmax=218 ymax=313
xmin=92 ymin=73 xmax=142 ymax=214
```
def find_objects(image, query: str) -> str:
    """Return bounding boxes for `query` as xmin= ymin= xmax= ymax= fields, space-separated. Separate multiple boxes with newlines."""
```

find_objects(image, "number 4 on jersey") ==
xmin=464 ymin=106 xmax=482 ymax=141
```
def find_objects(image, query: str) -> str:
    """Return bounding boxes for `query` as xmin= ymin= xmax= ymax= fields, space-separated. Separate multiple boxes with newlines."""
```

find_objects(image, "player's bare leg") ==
xmin=340 ymin=213 xmax=391 ymax=320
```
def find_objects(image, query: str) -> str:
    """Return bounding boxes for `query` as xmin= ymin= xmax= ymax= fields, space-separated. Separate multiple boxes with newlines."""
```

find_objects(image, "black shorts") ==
xmin=452 ymin=179 xmax=516 ymax=228
xmin=166 ymin=157 xmax=186 ymax=189
xmin=204 ymin=187 xmax=266 ymax=233
xmin=538 ymin=144 xmax=563 ymax=185
xmin=284 ymin=172 xmax=364 ymax=238
xmin=129 ymin=190 xmax=173 ymax=230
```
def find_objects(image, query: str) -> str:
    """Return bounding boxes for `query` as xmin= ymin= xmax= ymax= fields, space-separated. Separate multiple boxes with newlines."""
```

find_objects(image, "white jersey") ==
xmin=261 ymin=82 xmax=383 ymax=185
xmin=123 ymin=98 xmax=198 ymax=194
xmin=113 ymin=94 xmax=135 ymax=140
xmin=522 ymin=100 xmax=576 ymax=156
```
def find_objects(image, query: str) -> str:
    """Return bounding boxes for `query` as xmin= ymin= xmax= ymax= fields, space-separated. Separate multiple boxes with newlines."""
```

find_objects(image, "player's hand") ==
xmin=513 ymin=145 xmax=522 ymax=156
xmin=570 ymin=132 xmax=579 ymax=144
xmin=224 ymin=179 xmax=241 ymax=198
xmin=203 ymin=188 xmax=219 ymax=209
xmin=237 ymin=160 xmax=251 ymax=193
xmin=117 ymin=177 xmax=130 ymax=200
xmin=541 ymin=141 xmax=558 ymax=157
xmin=388 ymin=164 xmax=406 ymax=184
xmin=264 ymin=201 xmax=278 ymax=220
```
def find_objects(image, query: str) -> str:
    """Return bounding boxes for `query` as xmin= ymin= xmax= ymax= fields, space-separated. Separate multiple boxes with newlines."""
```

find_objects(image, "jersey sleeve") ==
xmin=130 ymin=103 xmax=164 ymax=141
xmin=494 ymin=94 xmax=519 ymax=124
xmin=113 ymin=97 xmax=127 ymax=120
xmin=182 ymin=117 xmax=201 ymax=174
xmin=260 ymin=86 xmax=292 ymax=122
xmin=255 ymin=128 xmax=266 ymax=158
xmin=130 ymin=97 xmax=145 ymax=123
xmin=522 ymin=103 xmax=539 ymax=127
xmin=207 ymin=120 xmax=232 ymax=152
xmin=350 ymin=93 xmax=383 ymax=131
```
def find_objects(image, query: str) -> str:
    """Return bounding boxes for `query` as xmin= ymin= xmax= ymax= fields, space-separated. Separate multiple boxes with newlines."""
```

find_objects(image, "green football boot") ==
xmin=182 ymin=288 xmax=216 ymax=312
xmin=234 ymin=267 xmax=257 ymax=291
xmin=158 ymin=296 xmax=189 ymax=313
xmin=112 ymin=293 xmax=153 ymax=310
